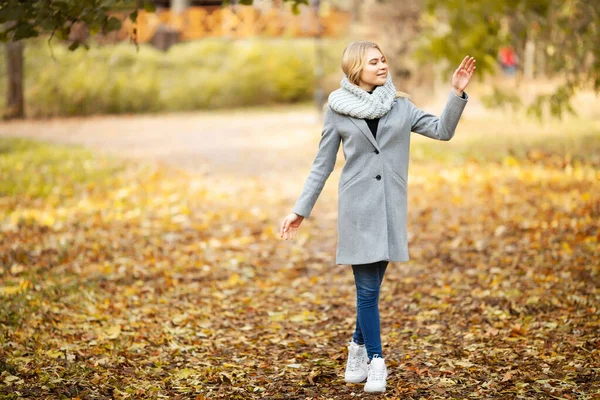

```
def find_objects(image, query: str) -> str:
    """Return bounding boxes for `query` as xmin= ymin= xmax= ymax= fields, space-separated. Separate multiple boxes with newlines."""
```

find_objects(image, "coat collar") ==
xmin=346 ymin=102 xmax=393 ymax=150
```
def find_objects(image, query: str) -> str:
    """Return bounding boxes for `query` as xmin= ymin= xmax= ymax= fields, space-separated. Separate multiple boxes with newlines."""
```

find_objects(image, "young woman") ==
xmin=280 ymin=41 xmax=475 ymax=393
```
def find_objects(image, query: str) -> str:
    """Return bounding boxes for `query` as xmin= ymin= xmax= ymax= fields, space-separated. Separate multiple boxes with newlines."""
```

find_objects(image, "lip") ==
xmin=377 ymin=73 xmax=387 ymax=77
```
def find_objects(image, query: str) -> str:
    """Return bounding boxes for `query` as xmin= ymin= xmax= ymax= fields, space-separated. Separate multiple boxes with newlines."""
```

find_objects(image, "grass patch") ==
xmin=0 ymin=137 xmax=125 ymax=200
xmin=411 ymin=117 xmax=600 ymax=166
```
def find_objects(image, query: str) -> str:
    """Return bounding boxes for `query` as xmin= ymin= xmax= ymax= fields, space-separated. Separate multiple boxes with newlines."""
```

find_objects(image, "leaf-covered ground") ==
xmin=0 ymin=114 xmax=599 ymax=399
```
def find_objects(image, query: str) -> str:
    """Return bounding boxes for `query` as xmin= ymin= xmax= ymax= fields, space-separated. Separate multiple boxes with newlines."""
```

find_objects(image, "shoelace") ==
xmin=368 ymin=363 xmax=386 ymax=380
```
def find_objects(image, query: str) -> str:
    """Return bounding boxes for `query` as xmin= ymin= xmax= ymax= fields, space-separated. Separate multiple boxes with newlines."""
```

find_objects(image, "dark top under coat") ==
xmin=365 ymin=88 xmax=380 ymax=138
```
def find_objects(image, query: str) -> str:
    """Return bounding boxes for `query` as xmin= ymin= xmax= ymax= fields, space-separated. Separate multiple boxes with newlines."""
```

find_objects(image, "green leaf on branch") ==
xmin=12 ymin=23 xmax=38 ymax=40
xmin=291 ymin=0 xmax=309 ymax=15
xmin=104 ymin=16 xmax=122 ymax=33
xmin=89 ymin=22 xmax=101 ymax=35
xmin=0 ymin=6 xmax=26 ymax=22
xmin=68 ymin=41 xmax=80 ymax=51
xmin=55 ymin=26 xmax=70 ymax=40
xmin=143 ymin=1 xmax=156 ymax=12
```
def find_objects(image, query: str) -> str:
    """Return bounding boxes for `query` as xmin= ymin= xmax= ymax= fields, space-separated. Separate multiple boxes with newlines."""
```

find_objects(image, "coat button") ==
xmin=374 ymin=149 xmax=379 ymax=154
xmin=376 ymin=175 xmax=381 ymax=180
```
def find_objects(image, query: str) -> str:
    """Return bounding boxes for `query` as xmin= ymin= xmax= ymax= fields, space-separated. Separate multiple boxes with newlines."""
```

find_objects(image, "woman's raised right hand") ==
xmin=280 ymin=213 xmax=304 ymax=240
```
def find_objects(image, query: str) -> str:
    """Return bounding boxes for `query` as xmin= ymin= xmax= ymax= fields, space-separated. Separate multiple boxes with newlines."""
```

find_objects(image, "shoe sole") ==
xmin=364 ymin=378 xmax=387 ymax=393
xmin=364 ymin=386 xmax=386 ymax=393
xmin=344 ymin=375 xmax=367 ymax=383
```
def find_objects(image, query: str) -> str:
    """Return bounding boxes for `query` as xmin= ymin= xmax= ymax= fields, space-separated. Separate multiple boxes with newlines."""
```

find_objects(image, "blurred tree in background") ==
xmin=419 ymin=0 xmax=600 ymax=118
xmin=350 ymin=0 xmax=423 ymax=94
xmin=1 ymin=0 xmax=157 ymax=119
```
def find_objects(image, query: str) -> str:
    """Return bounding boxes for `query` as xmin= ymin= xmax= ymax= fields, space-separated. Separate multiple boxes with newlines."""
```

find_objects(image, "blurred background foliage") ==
xmin=417 ymin=0 xmax=599 ymax=119
xmin=0 ymin=37 xmax=347 ymax=117
xmin=0 ymin=0 xmax=598 ymax=118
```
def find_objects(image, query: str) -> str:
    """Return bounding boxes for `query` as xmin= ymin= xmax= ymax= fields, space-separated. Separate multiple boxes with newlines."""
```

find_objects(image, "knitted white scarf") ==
xmin=328 ymin=73 xmax=397 ymax=119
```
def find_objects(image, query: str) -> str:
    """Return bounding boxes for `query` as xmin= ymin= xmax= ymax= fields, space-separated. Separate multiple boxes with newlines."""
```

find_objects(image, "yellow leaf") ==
xmin=226 ymin=273 xmax=243 ymax=286
xmin=268 ymin=311 xmax=286 ymax=322
xmin=41 ymin=212 xmax=55 ymax=227
xmin=12 ymin=357 xmax=32 ymax=365
xmin=172 ymin=313 xmax=188 ymax=325
xmin=0 ymin=279 xmax=31 ymax=297
xmin=176 ymin=368 xmax=196 ymax=379
xmin=0 ymin=286 xmax=22 ymax=296
xmin=127 ymin=342 xmax=147 ymax=352
xmin=581 ymin=192 xmax=591 ymax=201
xmin=46 ymin=350 xmax=65 ymax=359
xmin=4 ymin=374 xmax=22 ymax=385
xmin=503 ymin=155 xmax=520 ymax=167
xmin=290 ymin=310 xmax=314 ymax=322
xmin=123 ymin=286 xmax=138 ymax=297
xmin=455 ymin=360 xmax=474 ymax=368
xmin=10 ymin=264 xmax=25 ymax=275
xmin=106 ymin=325 xmax=121 ymax=339
xmin=439 ymin=378 xmax=457 ymax=386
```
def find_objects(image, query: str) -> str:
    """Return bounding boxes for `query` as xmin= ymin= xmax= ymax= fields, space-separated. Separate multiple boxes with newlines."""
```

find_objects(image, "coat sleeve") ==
xmin=406 ymin=90 xmax=469 ymax=141
xmin=292 ymin=105 xmax=341 ymax=219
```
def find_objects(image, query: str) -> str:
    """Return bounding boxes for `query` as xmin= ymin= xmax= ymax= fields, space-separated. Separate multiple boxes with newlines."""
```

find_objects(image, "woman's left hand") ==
xmin=452 ymin=56 xmax=476 ymax=96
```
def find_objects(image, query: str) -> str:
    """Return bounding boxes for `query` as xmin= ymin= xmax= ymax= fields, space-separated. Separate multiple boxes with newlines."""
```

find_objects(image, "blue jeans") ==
xmin=352 ymin=260 xmax=388 ymax=360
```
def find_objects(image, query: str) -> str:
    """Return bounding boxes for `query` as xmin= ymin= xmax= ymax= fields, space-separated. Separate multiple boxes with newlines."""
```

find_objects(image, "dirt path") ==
xmin=0 ymin=93 xmax=503 ymax=178
xmin=1 ymin=87 xmax=597 ymax=180
xmin=0 ymin=105 xmax=326 ymax=180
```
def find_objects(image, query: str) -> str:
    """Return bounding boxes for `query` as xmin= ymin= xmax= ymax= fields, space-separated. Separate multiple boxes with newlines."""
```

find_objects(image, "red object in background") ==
xmin=499 ymin=46 xmax=516 ymax=67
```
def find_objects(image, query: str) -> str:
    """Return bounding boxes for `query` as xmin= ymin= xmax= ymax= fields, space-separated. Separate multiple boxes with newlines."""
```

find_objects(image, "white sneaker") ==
xmin=364 ymin=355 xmax=387 ymax=393
xmin=344 ymin=341 xmax=368 ymax=383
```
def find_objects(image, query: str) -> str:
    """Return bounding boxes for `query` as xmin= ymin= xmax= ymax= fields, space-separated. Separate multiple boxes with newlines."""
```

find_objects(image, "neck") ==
xmin=359 ymin=81 xmax=376 ymax=92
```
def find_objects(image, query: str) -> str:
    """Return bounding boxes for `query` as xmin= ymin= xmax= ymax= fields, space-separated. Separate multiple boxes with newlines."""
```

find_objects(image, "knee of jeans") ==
xmin=356 ymin=285 xmax=380 ymax=304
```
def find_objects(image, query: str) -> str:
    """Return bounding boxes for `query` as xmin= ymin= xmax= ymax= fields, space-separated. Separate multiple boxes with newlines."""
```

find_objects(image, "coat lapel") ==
xmin=347 ymin=105 xmax=392 ymax=151
xmin=376 ymin=107 xmax=392 ymax=140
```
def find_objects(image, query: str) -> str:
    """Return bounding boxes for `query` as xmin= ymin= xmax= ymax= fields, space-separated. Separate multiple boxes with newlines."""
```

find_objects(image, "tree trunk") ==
xmin=524 ymin=37 xmax=535 ymax=81
xmin=537 ymin=41 xmax=546 ymax=79
xmin=351 ymin=0 xmax=361 ymax=22
xmin=313 ymin=0 xmax=324 ymax=116
xmin=171 ymin=0 xmax=189 ymax=14
xmin=5 ymin=40 xmax=24 ymax=119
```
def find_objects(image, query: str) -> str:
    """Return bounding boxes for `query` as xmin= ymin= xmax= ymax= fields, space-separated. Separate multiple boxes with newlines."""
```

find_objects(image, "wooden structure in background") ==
xmin=109 ymin=3 xmax=350 ymax=44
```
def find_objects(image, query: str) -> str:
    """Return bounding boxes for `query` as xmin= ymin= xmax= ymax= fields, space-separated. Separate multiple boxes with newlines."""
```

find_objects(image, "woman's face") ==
xmin=358 ymin=48 xmax=388 ymax=91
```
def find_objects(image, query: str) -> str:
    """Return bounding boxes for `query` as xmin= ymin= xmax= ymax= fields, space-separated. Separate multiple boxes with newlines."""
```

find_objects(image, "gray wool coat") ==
xmin=292 ymin=89 xmax=469 ymax=265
